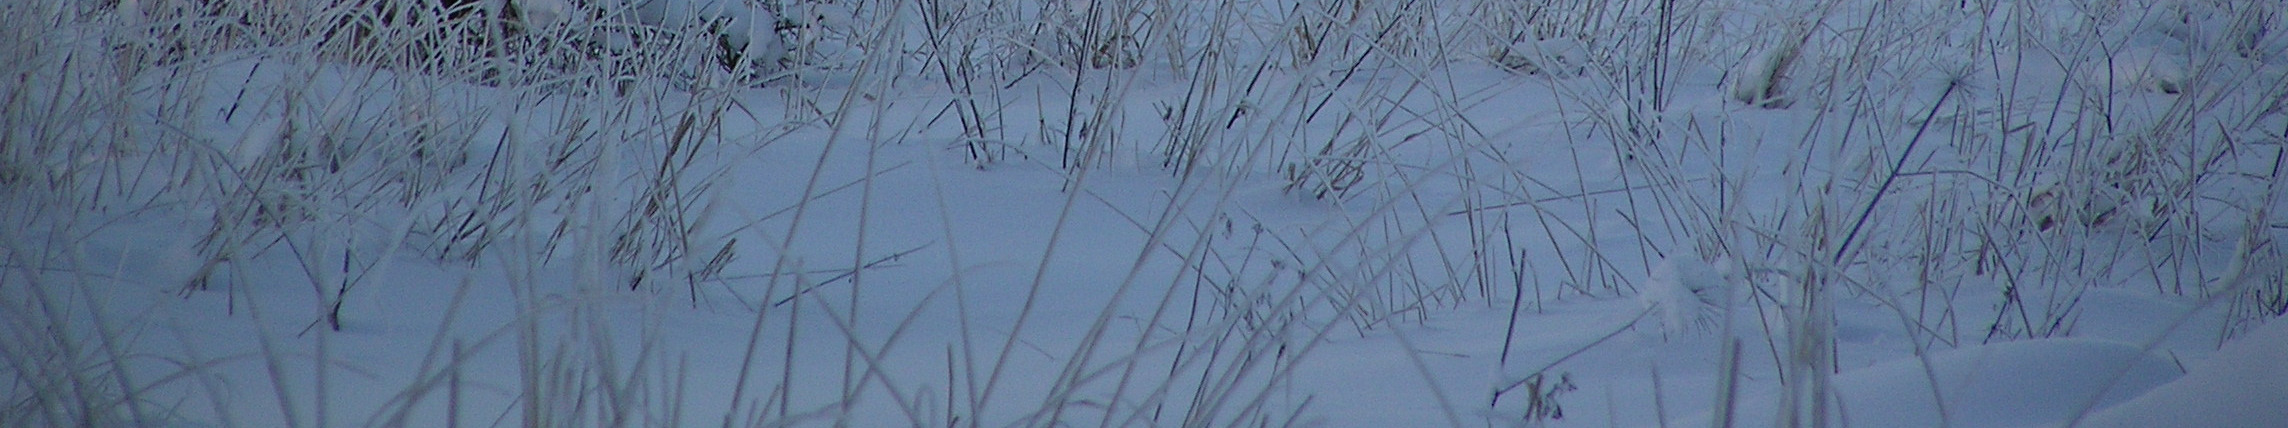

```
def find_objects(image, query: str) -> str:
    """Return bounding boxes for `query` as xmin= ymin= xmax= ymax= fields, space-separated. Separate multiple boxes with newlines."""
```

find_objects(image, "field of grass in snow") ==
xmin=4 ymin=0 xmax=2286 ymax=426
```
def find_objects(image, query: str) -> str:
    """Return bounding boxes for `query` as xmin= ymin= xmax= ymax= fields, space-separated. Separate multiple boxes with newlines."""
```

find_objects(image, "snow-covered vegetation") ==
xmin=4 ymin=0 xmax=2284 ymax=426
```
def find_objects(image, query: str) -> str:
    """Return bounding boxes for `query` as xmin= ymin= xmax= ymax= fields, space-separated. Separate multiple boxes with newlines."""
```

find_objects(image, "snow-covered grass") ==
xmin=4 ymin=0 xmax=2285 ymax=426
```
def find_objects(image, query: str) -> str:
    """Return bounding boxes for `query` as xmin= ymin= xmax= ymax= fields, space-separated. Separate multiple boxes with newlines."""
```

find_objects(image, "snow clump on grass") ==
xmin=1641 ymin=255 xmax=1736 ymax=337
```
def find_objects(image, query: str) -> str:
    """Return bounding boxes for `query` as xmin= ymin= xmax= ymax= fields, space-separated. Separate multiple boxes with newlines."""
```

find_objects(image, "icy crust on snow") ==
xmin=2081 ymin=318 xmax=2288 ymax=428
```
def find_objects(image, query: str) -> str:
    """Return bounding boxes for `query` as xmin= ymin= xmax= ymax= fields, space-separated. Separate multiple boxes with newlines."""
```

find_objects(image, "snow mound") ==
xmin=2080 ymin=318 xmax=2288 ymax=428
xmin=1695 ymin=338 xmax=2181 ymax=427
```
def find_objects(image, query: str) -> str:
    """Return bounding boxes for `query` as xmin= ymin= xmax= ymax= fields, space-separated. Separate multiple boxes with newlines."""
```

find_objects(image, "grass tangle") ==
xmin=3 ymin=0 xmax=2284 ymax=426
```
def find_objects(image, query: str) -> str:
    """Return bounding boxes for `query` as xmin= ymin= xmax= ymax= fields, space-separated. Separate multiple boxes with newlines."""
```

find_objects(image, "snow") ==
xmin=1638 ymin=256 xmax=1734 ymax=337
xmin=231 ymin=115 xmax=287 ymax=169
xmin=6 ymin=0 xmax=2287 ymax=427
xmin=516 ymin=0 xmax=574 ymax=29
xmin=1692 ymin=338 xmax=2183 ymax=427
xmin=2082 ymin=316 xmax=2288 ymax=428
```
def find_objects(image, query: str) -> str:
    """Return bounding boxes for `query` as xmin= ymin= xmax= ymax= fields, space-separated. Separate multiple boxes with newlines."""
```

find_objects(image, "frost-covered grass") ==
xmin=4 ymin=0 xmax=2285 ymax=426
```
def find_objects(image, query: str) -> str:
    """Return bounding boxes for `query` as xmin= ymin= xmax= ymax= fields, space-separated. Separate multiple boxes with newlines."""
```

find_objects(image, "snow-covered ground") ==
xmin=5 ymin=0 xmax=2286 ymax=426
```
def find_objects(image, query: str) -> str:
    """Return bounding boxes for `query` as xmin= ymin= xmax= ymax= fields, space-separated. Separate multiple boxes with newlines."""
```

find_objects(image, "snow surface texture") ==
xmin=5 ymin=0 xmax=2287 ymax=427
xmin=2082 ymin=316 xmax=2288 ymax=427
xmin=1685 ymin=338 xmax=2183 ymax=427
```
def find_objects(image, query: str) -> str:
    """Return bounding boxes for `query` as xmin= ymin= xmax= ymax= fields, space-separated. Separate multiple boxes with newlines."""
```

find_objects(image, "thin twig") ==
xmin=770 ymin=242 xmax=934 ymax=308
xmin=1448 ymin=177 xmax=1711 ymax=216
